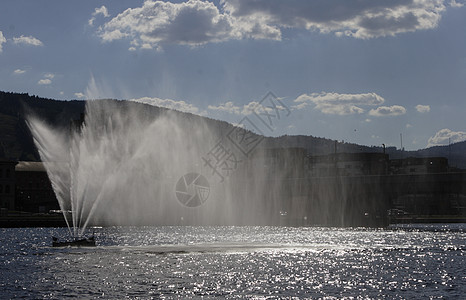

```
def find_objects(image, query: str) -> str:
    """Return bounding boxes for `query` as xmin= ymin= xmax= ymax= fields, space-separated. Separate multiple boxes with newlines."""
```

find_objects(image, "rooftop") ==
xmin=15 ymin=161 xmax=47 ymax=172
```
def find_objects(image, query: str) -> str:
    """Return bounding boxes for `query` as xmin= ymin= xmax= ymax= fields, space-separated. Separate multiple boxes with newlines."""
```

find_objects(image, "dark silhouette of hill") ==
xmin=0 ymin=91 xmax=465 ymax=168
xmin=406 ymin=141 xmax=466 ymax=169
xmin=0 ymin=91 xmax=85 ymax=160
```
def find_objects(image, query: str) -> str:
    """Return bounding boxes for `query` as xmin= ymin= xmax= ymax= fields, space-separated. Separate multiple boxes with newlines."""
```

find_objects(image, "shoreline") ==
xmin=0 ymin=212 xmax=465 ymax=228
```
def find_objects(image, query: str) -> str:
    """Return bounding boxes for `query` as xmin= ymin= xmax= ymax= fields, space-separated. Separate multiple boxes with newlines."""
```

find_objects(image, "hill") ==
xmin=0 ymin=92 xmax=85 ymax=160
xmin=0 ymin=91 xmax=465 ymax=168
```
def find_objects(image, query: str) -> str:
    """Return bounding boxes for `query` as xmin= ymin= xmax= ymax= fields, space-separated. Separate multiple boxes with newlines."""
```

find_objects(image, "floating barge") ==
xmin=52 ymin=236 xmax=96 ymax=247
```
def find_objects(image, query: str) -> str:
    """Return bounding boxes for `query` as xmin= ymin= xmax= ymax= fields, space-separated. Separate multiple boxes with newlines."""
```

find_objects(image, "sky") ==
xmin=1 ymin=0 xmax=466 ymax=150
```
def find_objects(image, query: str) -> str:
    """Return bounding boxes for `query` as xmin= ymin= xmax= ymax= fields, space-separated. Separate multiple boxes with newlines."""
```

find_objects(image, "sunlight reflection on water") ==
xmin=1 ymin=225 xmax=465 ymax=298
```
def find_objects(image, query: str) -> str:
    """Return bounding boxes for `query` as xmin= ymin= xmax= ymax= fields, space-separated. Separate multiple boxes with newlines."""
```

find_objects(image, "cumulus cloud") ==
xmin=415 ymin=104 xmax=431 ymax=113
xmin=427 ymin=128 xmax=466 ymax=147
xmin=368 ymin=105 xmax=406 ymax=116
xmin=131 ymin=96 xmax=202 ymax=114
xmin=450 ymin=0 xmax=464 ymax=7
xmin=13 ymin=35 xmax=43 ymax=46
xmin=230 ymin=122 xmax=245 ymax=129
xmin=293 ymin=92 xmax=385 ymax=115
xmin=208 ymin=98 xmax=289 ymax=116
xmin=37 ymin=73 xmax=55 ymax=86
xmin=74 ymin=92 xmax=86 ymax=99
xmin=240 ymin=101 xmax=261 ymax=115
xmin=89 ymin=5 xmax=110 ymax=26
xmin=225 ymin=0 xmax=447 ymax=39
xmin=94 ymin=5 xmax=110 ymax=17
xmin=96 ymin=0 xmax=452 ymax=48
xmin=210 ymin=92 xmax=397 ymax=118
xmin=38 ymin=79 xmax=52 ymax=85
xmin=13 ymin=69 xmax=26 ymax=75
xmin=0 ymin=31 xmax=5 ymax=52
xmin=97 ymin=0 xmax=279 ymax=49
xmin=208 ymin=101 xmax=241 ymax=114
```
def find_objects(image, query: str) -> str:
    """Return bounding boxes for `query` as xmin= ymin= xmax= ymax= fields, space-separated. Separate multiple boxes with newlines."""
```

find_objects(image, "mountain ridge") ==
xmin=1 ymin=91 xmax=465 ymax=168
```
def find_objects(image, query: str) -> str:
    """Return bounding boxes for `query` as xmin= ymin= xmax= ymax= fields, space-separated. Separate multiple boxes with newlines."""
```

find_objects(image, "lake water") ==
xmin=1 ymin=225 xmax=465 ymax=299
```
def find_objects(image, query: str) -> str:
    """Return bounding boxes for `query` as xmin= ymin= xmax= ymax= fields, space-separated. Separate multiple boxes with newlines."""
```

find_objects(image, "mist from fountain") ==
xmin=28 ymin=100 xmax=294 ymax=236
xmin=27 ymin=100 xmax=236 ymax=236
xmin=27 ymin=98 xmax=342 ymax=237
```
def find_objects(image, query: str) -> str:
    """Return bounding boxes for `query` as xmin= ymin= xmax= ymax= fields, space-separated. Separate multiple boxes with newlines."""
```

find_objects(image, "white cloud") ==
xmin=37 ymin=79 xmax=52 ymax=85
xmin=243 ymin=100 xmax=289 ymax=116
xmin=94 ymin=5 xmax=110 ymax=17
xmin=208 ymin=101 xmax=241 ymax=114
xmin=13 ymin=69 xmax=26 ymax=75
xmin=97 ymin=1 xmax=451 ymax=49
xmin=37 ymin=73 xmax=55 ymax=86
xmin=230 ymin=122 xmax=245 ymax=129
xmin=131 ymin=96 xmax=201 ymax=114
xmin=0 ymin=31 xmax=6 ymax=52
xmin=293 ymin=92 xmax=385 ymax=115
xmin=208 ymin=98 xmax=289 ymax=117
xmin=74 ymin=92 xmax=86 ymax=99
xmin=241 ymin=101 xmax=260 ymax=115
xmin=406 ymin=123 xmax=413 ymax=128
xmin=225 ymin=0 xmax=447 ymax=39
xmin=141 ymin=43 xmax=153 ymax=49
xmin=368 ymin=105 xmax=406 ymax=116
xmin=98 ymin=0 xmax=279 ymax=49
xmin=12 ymin=35 xmax=43 ymax=46
xmin=427 ymin=128 xmax=466 ymax=147
xmin=450 ymin=0 xmax=464 ymax=7
xmin=89 ymin=5 xmax=110 ymax=26
xmin=415 ymin=104 xmax=431 ymax=113
xmin=100 ymin=29 xmax=128 ymax=41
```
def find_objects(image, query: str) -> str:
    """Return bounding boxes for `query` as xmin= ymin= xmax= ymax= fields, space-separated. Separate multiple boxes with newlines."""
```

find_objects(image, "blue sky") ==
xmin=1 ymin=0 xmax=465 ymax=150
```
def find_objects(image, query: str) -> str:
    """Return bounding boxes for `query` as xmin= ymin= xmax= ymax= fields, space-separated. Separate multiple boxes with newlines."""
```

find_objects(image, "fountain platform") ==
xmin=52 ymin=236 xmax=96 ymax=247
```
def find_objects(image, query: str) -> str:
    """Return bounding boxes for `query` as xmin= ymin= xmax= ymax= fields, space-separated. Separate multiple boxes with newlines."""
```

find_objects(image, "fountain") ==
xmin=27 ymin=99 xmax=260 ymax=238
xmin=27 ymin=97 xmax=383 ymax=239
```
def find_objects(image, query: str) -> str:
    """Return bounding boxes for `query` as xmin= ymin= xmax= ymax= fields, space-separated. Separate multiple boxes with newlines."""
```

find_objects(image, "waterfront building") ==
xmin=0 ymin=160 xmax=17 ymax=210
xmin=15 ymin=162 xmax=58 ymax=213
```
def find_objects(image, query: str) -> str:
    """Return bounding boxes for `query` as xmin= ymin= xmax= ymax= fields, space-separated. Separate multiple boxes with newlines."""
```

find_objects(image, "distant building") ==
xmin=248 ymin=147 xmax=308 ymax=178
xmin=15 ymin=162 xmax=58 ymax=213
xmin=0 ymin=160 xmax=18 ymax=210
xmin=308 ymin=152 xmax=389 ymax=177
xmin=390 ymin=157 xmax=449 ymax=174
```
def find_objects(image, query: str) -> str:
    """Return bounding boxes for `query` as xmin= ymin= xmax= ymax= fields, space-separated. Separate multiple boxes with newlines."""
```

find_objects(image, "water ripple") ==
xmin=0 ymin=225 xmax=465 ymax=298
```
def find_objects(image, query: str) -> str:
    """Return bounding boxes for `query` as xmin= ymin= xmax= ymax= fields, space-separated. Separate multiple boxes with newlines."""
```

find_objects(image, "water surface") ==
xmin=1 ymin=225 xmax=465 ymax=298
